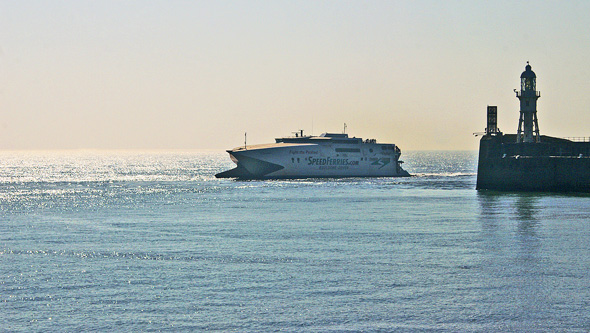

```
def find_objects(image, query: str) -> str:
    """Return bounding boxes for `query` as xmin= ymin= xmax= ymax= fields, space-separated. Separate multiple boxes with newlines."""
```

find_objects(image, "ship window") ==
xmin=335 ymin=148 xmax=360 ymax=153
xmin=332 ymin=139 xmax=360 ymax=144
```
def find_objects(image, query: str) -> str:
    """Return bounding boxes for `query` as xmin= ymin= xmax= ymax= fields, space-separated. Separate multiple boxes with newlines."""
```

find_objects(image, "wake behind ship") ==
xmin=216 ymin=131 xmax=410 ymax=179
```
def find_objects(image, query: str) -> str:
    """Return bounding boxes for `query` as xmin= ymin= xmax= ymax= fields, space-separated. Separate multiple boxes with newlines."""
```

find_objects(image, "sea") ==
xmin=1 ymin=150 xmax=589 ymax=332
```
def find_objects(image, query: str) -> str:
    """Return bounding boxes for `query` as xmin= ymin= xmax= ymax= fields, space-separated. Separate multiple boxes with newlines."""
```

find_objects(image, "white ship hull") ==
xmin=216 ymin=133 xmax=409 ymax=179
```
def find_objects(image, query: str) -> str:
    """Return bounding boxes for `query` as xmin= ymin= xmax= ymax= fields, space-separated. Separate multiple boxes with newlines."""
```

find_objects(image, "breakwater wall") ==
xmin=477 ymin=134 xmax=590 ymax=192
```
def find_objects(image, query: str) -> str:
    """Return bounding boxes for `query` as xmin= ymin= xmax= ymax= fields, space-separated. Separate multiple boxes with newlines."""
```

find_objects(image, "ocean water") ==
xmin=1 ymin=150 xmax=589 ymax=332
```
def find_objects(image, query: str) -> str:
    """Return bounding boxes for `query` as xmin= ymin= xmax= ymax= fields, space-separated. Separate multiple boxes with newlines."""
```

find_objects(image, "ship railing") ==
xmin=564 ymin=137 xmax=590 ymax=142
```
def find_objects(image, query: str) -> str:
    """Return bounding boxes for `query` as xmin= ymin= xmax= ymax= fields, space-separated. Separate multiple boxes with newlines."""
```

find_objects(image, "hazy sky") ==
xmin=1 ymin=1 xmax=589 ymax=150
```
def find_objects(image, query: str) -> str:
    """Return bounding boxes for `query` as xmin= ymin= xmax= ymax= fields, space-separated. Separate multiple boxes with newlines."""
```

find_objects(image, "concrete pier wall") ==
xmin=476 ymin=134 xmax=590 ymax=192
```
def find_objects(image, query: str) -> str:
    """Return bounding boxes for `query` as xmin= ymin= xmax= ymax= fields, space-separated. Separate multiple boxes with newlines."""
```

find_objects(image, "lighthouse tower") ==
xmin=516 ymin=62 xmax=541 ymax=143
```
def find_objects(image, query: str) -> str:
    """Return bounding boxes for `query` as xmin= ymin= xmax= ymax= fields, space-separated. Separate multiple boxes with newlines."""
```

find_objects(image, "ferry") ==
xmin=216 ymin=130 xmax=410 ymax=179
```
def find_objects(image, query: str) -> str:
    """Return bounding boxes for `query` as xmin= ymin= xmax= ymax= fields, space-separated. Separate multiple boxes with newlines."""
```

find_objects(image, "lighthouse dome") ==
xmin=520 ymin=63 xmax=536 ymax=79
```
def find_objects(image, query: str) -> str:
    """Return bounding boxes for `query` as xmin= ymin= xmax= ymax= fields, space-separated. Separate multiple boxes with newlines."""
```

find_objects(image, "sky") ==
xmin=1 ymin=1 xmax=589 ymax=151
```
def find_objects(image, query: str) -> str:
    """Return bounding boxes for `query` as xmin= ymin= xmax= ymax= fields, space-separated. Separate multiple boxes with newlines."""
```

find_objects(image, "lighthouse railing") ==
xmin=565 ymin=137 xmax=590 ymax=142
xmin=515 ymin=91 xmax=541 ymax=98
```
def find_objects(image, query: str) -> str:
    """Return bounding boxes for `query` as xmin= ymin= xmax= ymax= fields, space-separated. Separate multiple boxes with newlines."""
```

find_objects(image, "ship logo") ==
xmin=370 ymin=158 xmax=391 ymax=169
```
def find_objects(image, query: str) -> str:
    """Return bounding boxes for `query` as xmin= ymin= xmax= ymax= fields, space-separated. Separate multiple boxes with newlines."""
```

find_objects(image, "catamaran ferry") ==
xmin=215 ymin=131 xmax=410 ymax=179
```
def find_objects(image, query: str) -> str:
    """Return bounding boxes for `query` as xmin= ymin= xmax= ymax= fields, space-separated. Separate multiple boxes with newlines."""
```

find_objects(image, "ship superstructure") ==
xmin=216 ymin=131 xmax=409 ymax=179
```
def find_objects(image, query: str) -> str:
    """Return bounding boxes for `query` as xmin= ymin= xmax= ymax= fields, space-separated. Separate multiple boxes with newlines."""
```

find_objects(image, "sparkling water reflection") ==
xmin=1 ymin=150 xmax=589 ymax=331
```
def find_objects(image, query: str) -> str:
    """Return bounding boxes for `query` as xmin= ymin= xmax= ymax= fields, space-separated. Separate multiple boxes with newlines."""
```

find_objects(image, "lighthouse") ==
xmin=515 ymin=62 xmax=541 ymax=143
xmin=477 ymin=62 xmax=590 ymax=192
